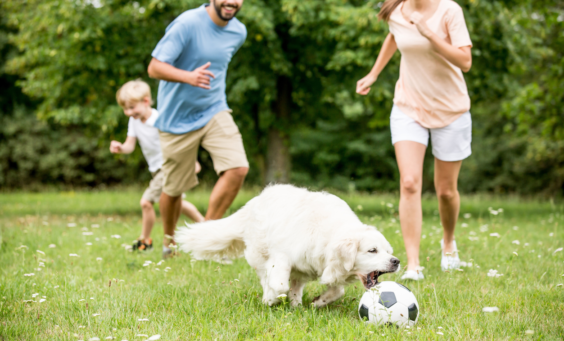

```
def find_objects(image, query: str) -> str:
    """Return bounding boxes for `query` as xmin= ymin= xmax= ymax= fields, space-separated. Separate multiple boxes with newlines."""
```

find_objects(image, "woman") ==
xmin=356 ymin=0 xmax=472 ymax=280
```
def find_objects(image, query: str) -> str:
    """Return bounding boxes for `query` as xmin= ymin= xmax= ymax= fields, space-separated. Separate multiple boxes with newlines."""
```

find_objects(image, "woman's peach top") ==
xmin=389 ymin=0 xmax=472 ymax=128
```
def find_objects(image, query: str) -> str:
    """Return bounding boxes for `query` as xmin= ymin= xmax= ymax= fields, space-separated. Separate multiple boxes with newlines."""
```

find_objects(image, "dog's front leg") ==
xmin=289 ymin=279 xmax=306 ymax=307
xmin=312 ymin=285 xmax=345 ymax=308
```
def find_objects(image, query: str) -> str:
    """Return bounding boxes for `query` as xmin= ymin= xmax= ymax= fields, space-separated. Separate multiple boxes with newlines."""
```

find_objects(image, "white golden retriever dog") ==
xmin=176 ymin=184 xmax=400 ymax=307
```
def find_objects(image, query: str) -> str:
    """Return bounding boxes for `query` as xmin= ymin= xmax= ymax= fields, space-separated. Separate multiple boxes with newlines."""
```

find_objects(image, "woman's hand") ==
xmin=409 ymin=12 xmax=433 ymax=39
xmin=356 ymin=74 xmax=377 ymax=95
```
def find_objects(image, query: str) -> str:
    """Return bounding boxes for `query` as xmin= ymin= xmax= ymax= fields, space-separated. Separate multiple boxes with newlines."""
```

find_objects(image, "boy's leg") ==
xmin=139 ymin=171 xmax=165 ymax=240
xmin=200 ymin=110 xmax=249 ymax=220
xmin=140 ymin=199 xmax=156 ymax=240
xmin=180 ymin=200 xmax=205 ymax=223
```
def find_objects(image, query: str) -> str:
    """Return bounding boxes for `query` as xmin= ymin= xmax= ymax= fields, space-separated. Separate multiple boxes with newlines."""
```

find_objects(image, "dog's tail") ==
xmin=175 ymin=208 xmax=247 ymax=263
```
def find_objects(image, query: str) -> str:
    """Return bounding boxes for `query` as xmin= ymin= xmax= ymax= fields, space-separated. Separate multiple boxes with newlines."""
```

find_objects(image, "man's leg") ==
xmin=200 ymin=111 xmax=250 ymax=221
xmin=205 ymin=167 xmax=248 ymax=220
xmin=159 ymin=193 xmax=182 ymax=248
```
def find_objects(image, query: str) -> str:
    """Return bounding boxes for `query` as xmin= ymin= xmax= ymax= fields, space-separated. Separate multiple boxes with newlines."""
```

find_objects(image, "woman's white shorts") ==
xmin=390 ymin=105 xmax=472 ymax=161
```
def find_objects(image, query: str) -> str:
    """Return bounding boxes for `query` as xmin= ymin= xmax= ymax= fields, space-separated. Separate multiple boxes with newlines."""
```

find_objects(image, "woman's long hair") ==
xmin=378 ymin=0 xmax=405 ymax=21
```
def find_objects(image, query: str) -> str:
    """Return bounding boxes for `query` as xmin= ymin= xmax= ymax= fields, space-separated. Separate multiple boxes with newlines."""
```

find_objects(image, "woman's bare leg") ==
xmin=394 ymin=141 xmax=427 ymax=272
xmin=434 ymin=158 xmax=463 ymax=255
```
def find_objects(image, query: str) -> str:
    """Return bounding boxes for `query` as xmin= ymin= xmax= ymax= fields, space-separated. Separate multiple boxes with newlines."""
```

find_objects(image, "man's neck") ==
xmin=206 ymin=4 xmax=229 ymax=27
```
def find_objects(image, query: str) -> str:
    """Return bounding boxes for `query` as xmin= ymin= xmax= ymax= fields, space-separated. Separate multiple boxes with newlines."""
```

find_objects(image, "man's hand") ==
xmin=409 ymin=12 xmax=433 ymax=39
xmin=356 ymin=74 xmax=377 ymax=95
xmin=186 ymin=62 xmax=216 ymax=90
xmin=110 ymin=141 xmax=123 ymax=154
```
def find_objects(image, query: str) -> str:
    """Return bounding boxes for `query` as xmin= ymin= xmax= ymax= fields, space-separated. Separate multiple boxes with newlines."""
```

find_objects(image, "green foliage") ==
xmin=1 ymin=0 xmax=563 ymax=194
xmin=0 ymin=109 xmax=150 ymax=189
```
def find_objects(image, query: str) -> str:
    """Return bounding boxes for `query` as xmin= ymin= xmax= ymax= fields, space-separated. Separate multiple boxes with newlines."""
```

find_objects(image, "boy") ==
xmin=110 ymin=79 xmax=204 ymax=253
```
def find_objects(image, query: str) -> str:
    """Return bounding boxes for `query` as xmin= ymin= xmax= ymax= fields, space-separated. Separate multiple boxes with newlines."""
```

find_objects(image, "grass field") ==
xmin=1 ymin=188 xmax=563 ymax=340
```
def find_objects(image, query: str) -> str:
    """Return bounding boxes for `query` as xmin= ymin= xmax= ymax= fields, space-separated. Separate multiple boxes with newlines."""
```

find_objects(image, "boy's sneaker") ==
xmin=440 ymin=239 xmax=460 ymax=271
xmin=132 ymin=238 xmax=152 ymax=251
xmin=400 ymin=268 xmax=425 ymax=281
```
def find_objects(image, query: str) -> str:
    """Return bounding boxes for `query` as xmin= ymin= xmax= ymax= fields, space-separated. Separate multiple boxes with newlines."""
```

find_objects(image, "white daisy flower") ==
xmin=24 ymin=273 xmax=35 ymax=277
xmin=69 ymin=254 xmax=80 ymax=257
xmin=513 ymin=252 xmax=518 ymax=256
xmin=91 ymin=224 xmax=100 ymax=228
xmin=553 ymin=248 xmax=563 ymax=255
xmin=93 ymin=313 xmax=101 ymax=316
xmin=137 ymin=318 xmax=149 ymax=322
xmin=83 ymin=232 xmax=93 ymax=236
xmin=525 ymin=330 xmax=534 ymax=335
xmin=97 ymin=258 xmax=103 ymax=262
xmin=49 ymin=244 xmax=56 ymax=248
xmin=512 ymin=240 xmax=520 ymax=245
xmin=111 ymin=235 xmax=121 ymax=239
xmin=463 ymin=213 xmax=471 ymax=219
xmin=482 ymin=307 xmax=499 ymax=313
xmin=489 ymin=233 xmax=500 ymax=237
xmin=54 ymin=285 xmax=59 ymax=289
xmin=67 ymin=223 xmax=77 ymax=227
xmin=39 ymin=299 xmax=46 ymax=303
xmin=36 ymin=250 xmax=45 ymax=255
xmin=147 ymin=336 xmax=161 ymax=341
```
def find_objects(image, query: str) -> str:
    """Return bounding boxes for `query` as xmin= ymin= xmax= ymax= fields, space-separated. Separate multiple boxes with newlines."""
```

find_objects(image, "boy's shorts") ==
xmin=141 ymin=170 xmax=165 ymax=203
xmin=159 ymin=110 xmax=249 ymax=197
xmin=390 ymin=105 xmax=472 ymax=162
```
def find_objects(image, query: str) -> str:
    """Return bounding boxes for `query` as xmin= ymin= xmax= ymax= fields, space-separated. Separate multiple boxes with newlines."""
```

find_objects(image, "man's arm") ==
xmin=109 ymin=136 xmax=137 ymax=154
xmin=147 ymin=58 xmax=216 ymax=90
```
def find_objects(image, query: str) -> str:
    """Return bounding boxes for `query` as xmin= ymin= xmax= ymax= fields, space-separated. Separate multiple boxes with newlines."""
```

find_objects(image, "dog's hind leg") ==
xmin=262 ymin=254 xmax=291 ymax=306
xmin=289 ymin=278 xmax=306 ymax=307
xmin=312 ymin=285 xmax=345 ymax=308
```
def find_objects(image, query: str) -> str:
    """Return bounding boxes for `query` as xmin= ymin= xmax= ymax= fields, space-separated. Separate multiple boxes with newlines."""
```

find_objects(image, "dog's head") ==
xmin=322 ymin=225 xmax=399 ymax=289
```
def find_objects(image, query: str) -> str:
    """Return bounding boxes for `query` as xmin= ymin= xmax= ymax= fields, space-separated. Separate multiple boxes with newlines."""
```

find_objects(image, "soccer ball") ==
xmin=358 ymin=281 xmax=419 ymax=327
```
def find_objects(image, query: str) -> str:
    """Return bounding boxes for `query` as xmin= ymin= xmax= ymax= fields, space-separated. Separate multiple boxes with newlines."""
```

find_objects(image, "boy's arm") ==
xmin=110 ymin=136 xmax=137 ymax=154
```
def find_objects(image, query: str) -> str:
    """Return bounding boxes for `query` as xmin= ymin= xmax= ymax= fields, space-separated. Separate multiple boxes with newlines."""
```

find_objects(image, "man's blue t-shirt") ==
xmin=151 ymin=4 xmax=246 ymax=134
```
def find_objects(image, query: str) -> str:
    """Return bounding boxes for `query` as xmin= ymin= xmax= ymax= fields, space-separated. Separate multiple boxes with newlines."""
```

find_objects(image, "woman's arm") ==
xmin=356 ymin=33 xmax=398 ymax=95
xmin=409 ymin=12 xmax=472 ymax=72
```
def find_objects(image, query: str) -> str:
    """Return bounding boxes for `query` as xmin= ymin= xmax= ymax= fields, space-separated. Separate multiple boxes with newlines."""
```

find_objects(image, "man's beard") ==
xmin=212 ymin=0 xmax=240 ymax=21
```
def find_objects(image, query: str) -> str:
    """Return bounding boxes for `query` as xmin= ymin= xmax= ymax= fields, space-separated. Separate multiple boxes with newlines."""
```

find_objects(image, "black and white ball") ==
xmin=358 ymin=281 xmax=419 ymax=327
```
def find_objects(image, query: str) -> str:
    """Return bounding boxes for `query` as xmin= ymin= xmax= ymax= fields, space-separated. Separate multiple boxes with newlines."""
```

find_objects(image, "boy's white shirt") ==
xmin=126 ymin=109 xmax=163 ymax=173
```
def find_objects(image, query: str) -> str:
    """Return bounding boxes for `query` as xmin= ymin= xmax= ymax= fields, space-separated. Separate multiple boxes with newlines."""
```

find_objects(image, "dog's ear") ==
xmin=337 ymin=239 xmax=359 ymax=272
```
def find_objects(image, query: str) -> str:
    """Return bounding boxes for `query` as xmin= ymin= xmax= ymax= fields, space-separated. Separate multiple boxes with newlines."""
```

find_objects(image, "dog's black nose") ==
xmin=390 ymin=258 xmax=400 ymax=266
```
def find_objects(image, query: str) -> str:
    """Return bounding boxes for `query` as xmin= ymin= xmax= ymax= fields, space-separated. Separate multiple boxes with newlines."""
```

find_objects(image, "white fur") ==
xmin=176 ymin=184 xmax=399 ymax=307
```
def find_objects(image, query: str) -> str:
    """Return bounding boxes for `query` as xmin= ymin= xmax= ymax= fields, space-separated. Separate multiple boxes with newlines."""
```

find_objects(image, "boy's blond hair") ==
xmin=116 ymin=79 xmax=153 ymax=107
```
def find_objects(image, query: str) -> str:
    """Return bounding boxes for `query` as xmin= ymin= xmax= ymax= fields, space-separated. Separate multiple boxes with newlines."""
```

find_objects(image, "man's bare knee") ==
xmin=225 ymin=167 xmax=248 ymax=181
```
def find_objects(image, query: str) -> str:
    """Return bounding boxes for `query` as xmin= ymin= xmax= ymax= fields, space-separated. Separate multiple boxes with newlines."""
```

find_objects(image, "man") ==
xmin=148 ymin=0 xmax=248 ymax=258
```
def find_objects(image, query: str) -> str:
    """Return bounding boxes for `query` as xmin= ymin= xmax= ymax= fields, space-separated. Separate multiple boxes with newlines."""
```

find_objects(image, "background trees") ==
xmin=1 ymin=0 xmax=562 ymax=194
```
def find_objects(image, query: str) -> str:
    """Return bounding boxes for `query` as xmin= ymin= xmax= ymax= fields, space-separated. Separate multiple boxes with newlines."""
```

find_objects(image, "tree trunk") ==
xmin=265 ymin=76 xmax=291 ymax=184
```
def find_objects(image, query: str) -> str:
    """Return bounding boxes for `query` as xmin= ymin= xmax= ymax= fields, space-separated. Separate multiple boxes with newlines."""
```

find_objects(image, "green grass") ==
xmin=1 ymin=188 xmax=563 ymax=340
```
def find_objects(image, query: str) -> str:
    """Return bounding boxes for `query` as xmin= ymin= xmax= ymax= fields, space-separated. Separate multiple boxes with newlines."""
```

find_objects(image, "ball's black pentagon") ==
xmin=378 ymin=292 xmax=397 ymax=308
xmin=408 ymin=303 xmax=418 ymax=321
xmin=396 ymin=282 xmax=411 ymax=292
xmin=359 ymin=304 xmax=369 ymax=321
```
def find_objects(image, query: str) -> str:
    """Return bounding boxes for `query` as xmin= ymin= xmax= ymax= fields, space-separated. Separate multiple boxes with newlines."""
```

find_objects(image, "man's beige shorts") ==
xmin=141 ymin=170 xmax=165 ymax=203
xmin=159 ymin=110 xmax=249 ymax=197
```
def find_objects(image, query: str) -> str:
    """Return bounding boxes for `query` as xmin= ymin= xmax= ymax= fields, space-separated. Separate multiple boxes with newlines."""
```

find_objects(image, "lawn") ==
xmin=0 ymin=188 xmax=563 ymax=340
